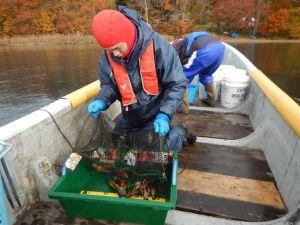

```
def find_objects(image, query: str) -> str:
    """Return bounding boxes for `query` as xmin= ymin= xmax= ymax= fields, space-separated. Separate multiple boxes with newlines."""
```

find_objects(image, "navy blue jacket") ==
xmin=96 ymin=6 xmax=187 ymax=127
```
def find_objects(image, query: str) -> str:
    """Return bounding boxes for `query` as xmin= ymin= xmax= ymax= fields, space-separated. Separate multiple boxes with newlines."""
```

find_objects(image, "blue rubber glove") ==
xmin=153 ymin=113 xmax=170 ymax=137
xmin=87 ymin=100 xmax=106 ymax=118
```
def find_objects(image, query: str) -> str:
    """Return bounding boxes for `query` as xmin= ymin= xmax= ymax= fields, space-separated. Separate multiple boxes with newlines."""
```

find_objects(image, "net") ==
xmin=74 ymin=112 xmax=171 ymax=199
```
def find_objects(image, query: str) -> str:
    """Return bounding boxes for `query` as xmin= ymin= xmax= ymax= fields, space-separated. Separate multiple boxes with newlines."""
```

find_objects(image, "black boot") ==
xmin=177 ymin=121 xmax=197 ymax=145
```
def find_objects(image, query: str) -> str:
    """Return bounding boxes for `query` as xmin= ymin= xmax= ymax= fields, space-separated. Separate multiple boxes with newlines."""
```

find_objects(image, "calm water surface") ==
xmin=0 ymin=43 xmax=299 ymax=126
xmin=0 ymin=45 xmax=100 ymax=126
xmin=233 ymin=43 xmax=300 ymax=101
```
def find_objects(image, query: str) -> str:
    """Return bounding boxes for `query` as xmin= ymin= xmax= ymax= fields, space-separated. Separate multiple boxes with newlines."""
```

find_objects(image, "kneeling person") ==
xmin=88 ymin=7 xmax=196 ymax=151
xmin=172 ymin=31 xmax=225 ymax=111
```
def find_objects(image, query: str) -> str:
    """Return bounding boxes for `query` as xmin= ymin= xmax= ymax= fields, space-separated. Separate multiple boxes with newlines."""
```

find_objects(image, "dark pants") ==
xmin=112 ymin=114 xmax=185 ymax=152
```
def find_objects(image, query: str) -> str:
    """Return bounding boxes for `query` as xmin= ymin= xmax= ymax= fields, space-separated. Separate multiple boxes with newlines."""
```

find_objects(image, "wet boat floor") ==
xmin=177 ymin=143 xmax=287 ymax=222
xmin=174 ymin=109 xmax=287 ymax=221
xmin=173 ymin=109 xmax=253 ymax=139
xmin=14 ymin=202 xmax=134 ymax=225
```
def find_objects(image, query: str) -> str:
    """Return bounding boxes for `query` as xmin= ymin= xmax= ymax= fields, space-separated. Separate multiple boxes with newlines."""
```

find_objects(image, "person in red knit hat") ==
xmin=88 ymin=6 xmax=196 ymax=152
xmin=92 ymin=9 xmax=136 ymax=58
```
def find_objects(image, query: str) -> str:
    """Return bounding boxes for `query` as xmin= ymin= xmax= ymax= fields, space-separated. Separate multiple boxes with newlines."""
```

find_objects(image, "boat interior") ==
xmin=0 ymin=43 xmax=299 ymax=225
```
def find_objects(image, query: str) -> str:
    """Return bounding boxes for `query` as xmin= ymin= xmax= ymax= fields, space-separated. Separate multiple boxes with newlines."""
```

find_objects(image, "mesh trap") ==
xmin=73 ymin=112 xmax=172 ymax=199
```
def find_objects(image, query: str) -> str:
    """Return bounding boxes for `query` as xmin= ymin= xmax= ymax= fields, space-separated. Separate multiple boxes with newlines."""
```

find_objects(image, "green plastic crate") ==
xmin=48 ymin=153 xmax=178 ymax=225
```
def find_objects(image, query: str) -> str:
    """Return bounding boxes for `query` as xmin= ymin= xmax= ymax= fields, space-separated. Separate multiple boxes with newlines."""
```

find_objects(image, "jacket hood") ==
xmin=115 ymin=6 xmax=154 ymax=65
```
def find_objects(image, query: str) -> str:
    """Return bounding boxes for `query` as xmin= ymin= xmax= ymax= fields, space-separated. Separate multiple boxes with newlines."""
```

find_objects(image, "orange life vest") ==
xmin=171 ymin=39 xmax=181 ymax=45
xmin=106 ymin=41 xmax=159 ymax=106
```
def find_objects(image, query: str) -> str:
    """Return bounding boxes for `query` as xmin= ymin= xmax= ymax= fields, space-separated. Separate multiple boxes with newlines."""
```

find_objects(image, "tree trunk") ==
xmin=200 ymin=1 xmax=209 ymax=25
xmin=182 ymin=0 xmax=188 ymax=20
xmin=175 ymin=0 xmax=179 ymax=14
xmin=144 ymin=0 xmax=149 ymax=24
xmin=253 ymin=0 xmax=262 ymax=35
xmin=92 ymin=0 xmax=96 ymax=16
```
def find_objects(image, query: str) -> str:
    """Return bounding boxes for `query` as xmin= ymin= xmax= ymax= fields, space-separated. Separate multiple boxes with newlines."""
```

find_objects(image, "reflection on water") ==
xmin=0 ymin=43 xmax=299 ymax=126
xmin=0 ymin=45 xmax=101 ymax=126
xmin=233 ymin=43 xmax=300 ymax=101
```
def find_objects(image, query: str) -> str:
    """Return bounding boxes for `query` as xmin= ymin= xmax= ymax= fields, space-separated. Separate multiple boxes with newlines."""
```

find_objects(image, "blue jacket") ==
xmin=173 ymin=32 xmax=225 ymax=84
xmin=96 ymin=6 xmax=187 ymax=127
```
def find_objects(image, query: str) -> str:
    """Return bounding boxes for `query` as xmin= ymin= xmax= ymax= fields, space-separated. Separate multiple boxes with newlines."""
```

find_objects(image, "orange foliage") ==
xmin=38 ymin=12 xmax=55 ymax=34
xmin=0 ymin=0 xmax=299 ymax=39
xmin=211 ymin=0 xmax=255 ymax=34
xmin=258 ymin=9 xmax=291 ymax=37
xmin=0 ymin=1 xmax=14 ymax=36
xmin=271 ymin=0 xmax=293 ymax=11
xmin=157 ymin=19 xmax=191 ymax=37
xmin=0 ymin=0 xmax=114 ymax=36
xmin=115 ymin=0 xmax=192 ymax=36
xmin=287 ymin=7 xmax=300 ymax=39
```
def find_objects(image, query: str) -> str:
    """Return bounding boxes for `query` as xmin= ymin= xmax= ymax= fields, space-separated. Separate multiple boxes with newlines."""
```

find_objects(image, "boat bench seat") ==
xmin=173 ymin=109 xmax=253 ymax=140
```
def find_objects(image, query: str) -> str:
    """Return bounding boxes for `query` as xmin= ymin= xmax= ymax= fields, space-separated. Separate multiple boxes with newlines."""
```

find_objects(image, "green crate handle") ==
xmin=172 ymin=154 xmax=178 ymax=185
xmin=62 ymin=162 xmax=67 ymax=176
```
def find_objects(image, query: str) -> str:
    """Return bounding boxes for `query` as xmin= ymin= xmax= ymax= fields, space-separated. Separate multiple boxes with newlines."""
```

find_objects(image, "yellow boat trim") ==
xmin=63 ymin=80 xmax=100 ymax=108
xmin=80 ymin=190 xmax=166 ymax=202
xmin=250 ymin=70 xmax=300 ymax=137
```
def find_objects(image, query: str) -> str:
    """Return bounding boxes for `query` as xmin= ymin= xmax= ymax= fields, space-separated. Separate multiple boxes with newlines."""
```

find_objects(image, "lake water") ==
xmin=232 ymin=43 xmax=300 ymax=101
xmin=0 ymin=43 xmax=299 ymax=126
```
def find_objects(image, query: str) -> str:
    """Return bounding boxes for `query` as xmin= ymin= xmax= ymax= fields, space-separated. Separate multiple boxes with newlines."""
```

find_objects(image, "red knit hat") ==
xmin=92 ymin=10 xmax=135 ymax=54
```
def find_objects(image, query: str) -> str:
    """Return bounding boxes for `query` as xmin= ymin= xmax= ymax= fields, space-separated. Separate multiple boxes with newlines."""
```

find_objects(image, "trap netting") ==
xmin=73 ymin=112 xmax=172 ymax=199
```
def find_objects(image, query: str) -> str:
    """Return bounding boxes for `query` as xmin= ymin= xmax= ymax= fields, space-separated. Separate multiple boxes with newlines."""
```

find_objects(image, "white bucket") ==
xmin=212 ymin=69 xmax=224 ymax=100
xmin=221 ymin=68 xmax=250 ymax=109
xmin=219 ymin=65 xmax=236 ymax=75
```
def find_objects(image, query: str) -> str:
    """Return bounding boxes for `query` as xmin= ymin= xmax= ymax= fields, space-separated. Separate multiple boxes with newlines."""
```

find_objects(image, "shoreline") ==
xmin=220 ymin=38 xmax=300 ymax=43
xmin=0 ymin=34 xmax=97 ymax=47
xmin=0 ymin=34 xmax=300 ymax=46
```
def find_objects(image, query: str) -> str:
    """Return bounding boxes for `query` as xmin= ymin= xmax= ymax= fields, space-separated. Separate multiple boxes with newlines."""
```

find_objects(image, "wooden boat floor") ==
xmin=172 ymin=109 xmax=253 ymax=139
xmin=177 ymin=143 xmax=287 ymax=222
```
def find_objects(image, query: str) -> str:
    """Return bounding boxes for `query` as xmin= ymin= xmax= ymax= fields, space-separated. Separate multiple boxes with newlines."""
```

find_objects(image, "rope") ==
xmin=177 ymin=152 xmax=187 ymax=175
xmin=39 ymin=109 xmax=76 ymax=152
xmin=39 ymin=108 xmax=101 ymax=153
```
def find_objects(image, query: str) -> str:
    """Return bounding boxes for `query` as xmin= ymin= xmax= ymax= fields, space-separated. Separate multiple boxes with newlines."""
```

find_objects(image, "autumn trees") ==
xmin=211 ymin=0 xmax=300 ymax=38
xmin=115 ymin=0 xmax=192 ymax=37
xmin=257 ymin=0 xmax=300 ymax=38
xmin=0 ymin=0 xmax=299 ymax=39
xmin=0 ymin=0 xmax=115 ymax=36
xmin=212 ymin=0 xmax=255 ymax=34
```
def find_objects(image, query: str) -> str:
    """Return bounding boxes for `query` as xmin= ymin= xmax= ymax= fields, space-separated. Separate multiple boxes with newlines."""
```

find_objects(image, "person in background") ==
xmin=172 ymin=31 xmax=225 ymax=112
xmin=88 ymin=6 xmax=196 ymax=152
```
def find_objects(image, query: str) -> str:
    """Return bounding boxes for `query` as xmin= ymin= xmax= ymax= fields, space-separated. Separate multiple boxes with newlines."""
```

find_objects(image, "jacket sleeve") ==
xmin=155 ymin=35 xmax=188 ymax=119
xmin=95 ymin=53 xmax=119 ymax=108
xmin=183 ymin=43 xmax=224 ymax=84
xmin=183 ymin=51 xmax=207 ymax=82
